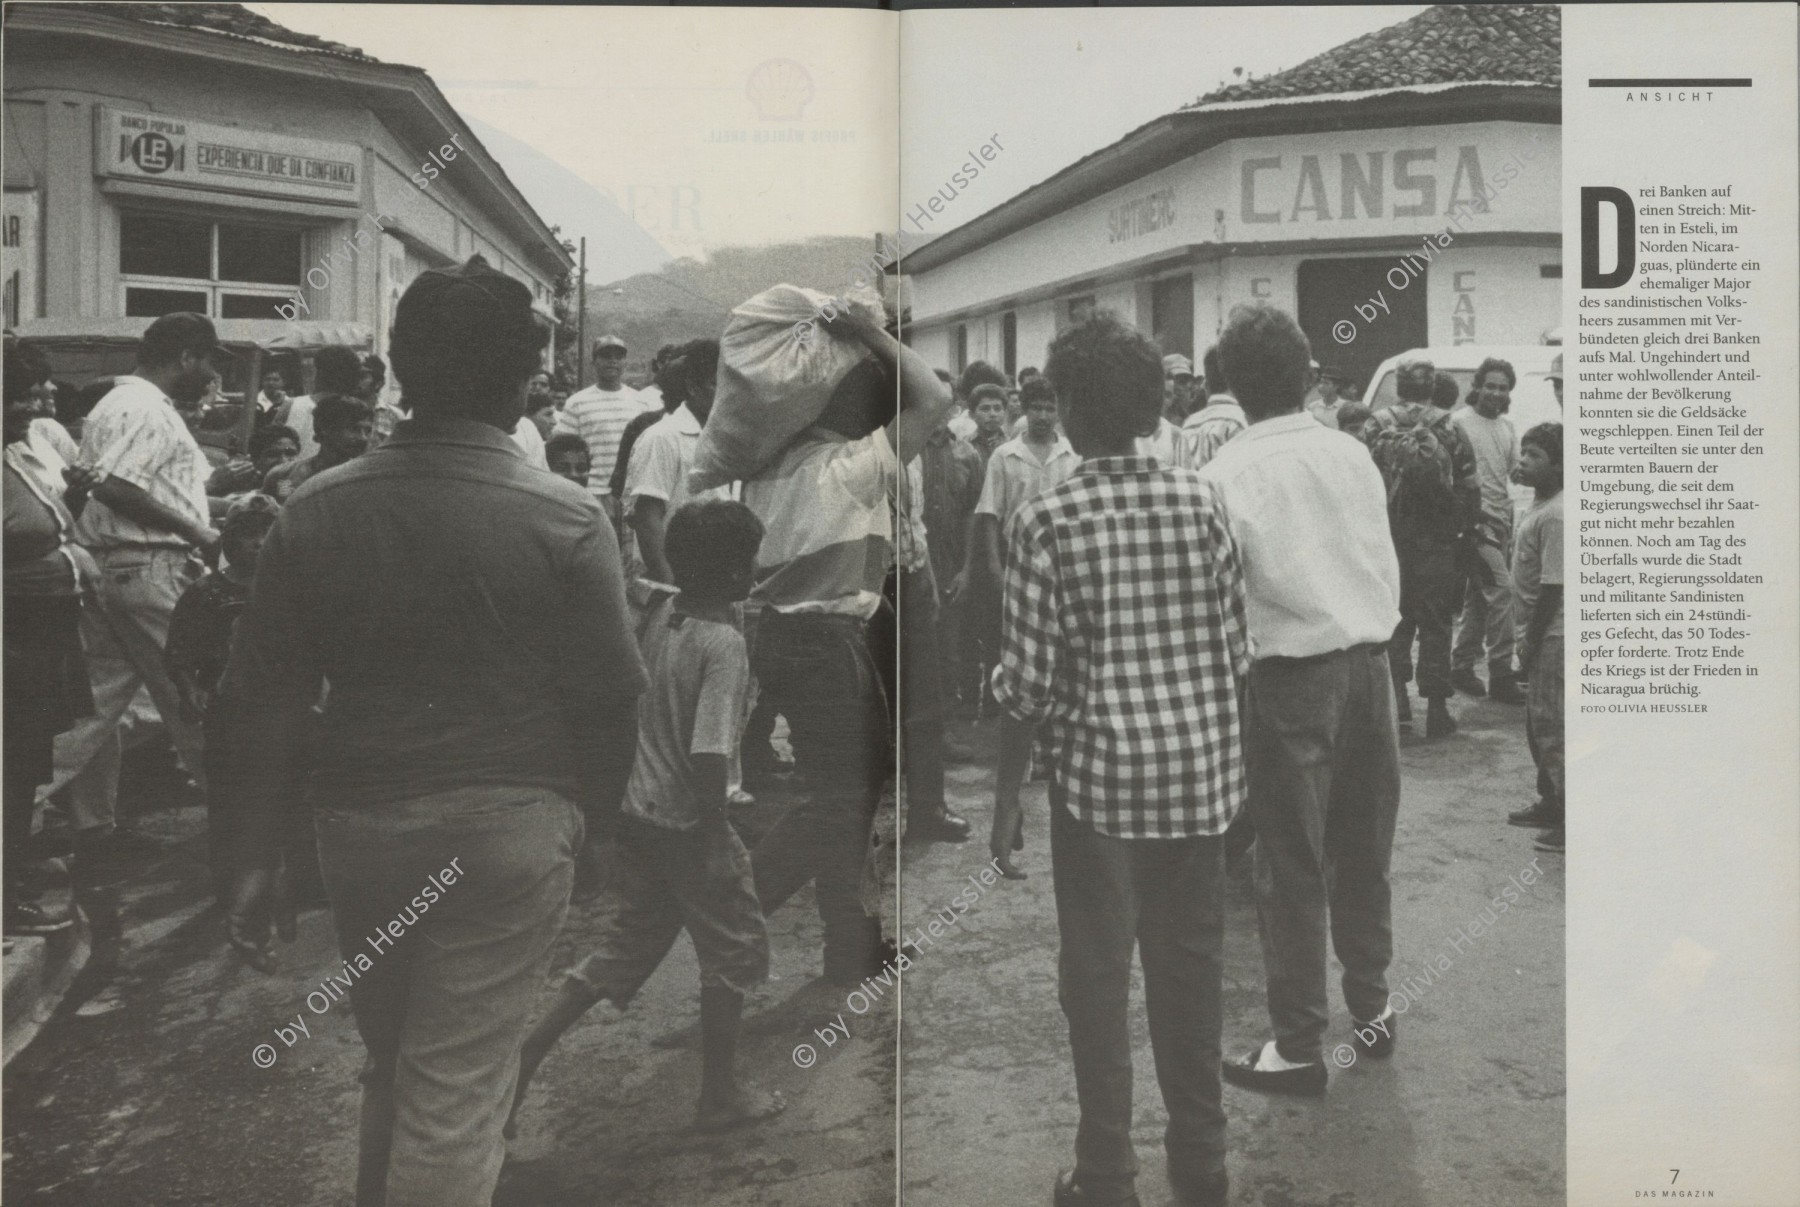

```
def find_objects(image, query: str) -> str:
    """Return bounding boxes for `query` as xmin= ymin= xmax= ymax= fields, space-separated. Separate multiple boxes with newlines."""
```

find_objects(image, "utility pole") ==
xmin=576 ymin=236 xmax=588 ymax=389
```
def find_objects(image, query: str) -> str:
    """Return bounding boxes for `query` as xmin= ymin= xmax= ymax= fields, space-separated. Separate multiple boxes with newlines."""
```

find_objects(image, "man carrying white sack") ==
xmin=708 ymin=291 xmax=954 ymax=986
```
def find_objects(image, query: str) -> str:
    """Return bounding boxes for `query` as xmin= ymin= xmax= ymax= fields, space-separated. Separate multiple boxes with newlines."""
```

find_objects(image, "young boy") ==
xmin=165 ymin=493 xmax=282 ymax=903
xmin=968 ymin=385 xmax=1009 ymax=468
xmin=510 ymin=497 xmax=784 ymax=1135
xmin=990 ymin=313 xmax=1248 ymax=1207
xmin=1506 ymin=422 xmax=1564 ymax=852
xmin=262 ymin=394 xmax=373 ymax=503
xmin=545 ymin=432 xmax=592 ymax=488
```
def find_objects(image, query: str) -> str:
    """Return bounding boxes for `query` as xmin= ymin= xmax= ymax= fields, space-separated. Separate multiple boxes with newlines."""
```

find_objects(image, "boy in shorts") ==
xmin=509 ymin=498 xmax=783 ymax=1134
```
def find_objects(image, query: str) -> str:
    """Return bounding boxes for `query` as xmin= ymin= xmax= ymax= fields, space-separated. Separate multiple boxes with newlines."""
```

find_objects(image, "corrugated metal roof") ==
xmin=1184 ymin=4 xmax=1558 ymax=107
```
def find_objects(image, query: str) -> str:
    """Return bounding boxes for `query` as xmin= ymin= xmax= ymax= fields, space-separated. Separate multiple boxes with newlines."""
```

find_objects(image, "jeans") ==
xmin=1050 ymin=791 xmax=1227 ymax=1198
xmin=1453 ymin=522 xmax=1515 ymax=673
xmin=1388 ymin=541 xmax=1459 ymax=700
xmin=749 ymin=610 xmax=891 ymax=983
xmin=1245 ymin=646 xmax=1400 ymax=1062
xmin=45 ymin=548 xmax=204 ymax=831
xmin=1525 ymin=634 xmax=1564 ymax=805
xmin=899 ymin=566 xmax=947 ymax=814
xmin=315 ymin=785 xmax=581 ymax=1207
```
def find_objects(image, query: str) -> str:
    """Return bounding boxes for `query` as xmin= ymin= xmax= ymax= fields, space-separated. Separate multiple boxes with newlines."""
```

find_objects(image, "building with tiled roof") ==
xmin=1186 ymin=3 xmax=1559 ymax=106
xmin=2 ymin=2 xmax=571 ymax=423
xmin=902 ymin=4 xmax=1561 ymax=396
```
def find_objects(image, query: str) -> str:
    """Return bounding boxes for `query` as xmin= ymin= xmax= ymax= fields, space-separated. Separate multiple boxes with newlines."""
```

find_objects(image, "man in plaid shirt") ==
xmin=990 ymin=312 xmax=1248 ymax=1207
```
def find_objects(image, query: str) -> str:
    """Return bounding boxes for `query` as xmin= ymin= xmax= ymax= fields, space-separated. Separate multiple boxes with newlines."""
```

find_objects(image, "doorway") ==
xmin=1296 ymin=257 xmax=1427 ymax=396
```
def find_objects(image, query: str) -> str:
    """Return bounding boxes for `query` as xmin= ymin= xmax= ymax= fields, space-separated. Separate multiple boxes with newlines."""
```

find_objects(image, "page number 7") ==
xmin=1670 ymin=1170 xmax=1680 ymax=1184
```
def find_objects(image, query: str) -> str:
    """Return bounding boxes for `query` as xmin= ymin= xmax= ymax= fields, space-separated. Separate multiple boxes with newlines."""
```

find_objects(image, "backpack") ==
xmin=1369 ymin=405 xmax=1457 ymax=516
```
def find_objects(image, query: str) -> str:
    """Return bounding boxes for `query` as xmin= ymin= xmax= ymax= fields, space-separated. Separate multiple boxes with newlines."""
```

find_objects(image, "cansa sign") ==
xmin=1241 ymin=144 xmax=1504 ymax=225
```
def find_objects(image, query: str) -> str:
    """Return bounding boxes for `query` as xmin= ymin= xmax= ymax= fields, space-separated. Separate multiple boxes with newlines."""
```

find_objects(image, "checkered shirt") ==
xmin=992 ymin=456 xmax=1250 ymax=839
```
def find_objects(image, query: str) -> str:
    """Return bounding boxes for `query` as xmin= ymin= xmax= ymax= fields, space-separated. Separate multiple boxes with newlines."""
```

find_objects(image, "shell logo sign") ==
xmin=746 ymin=59 xmax=814 ymax=122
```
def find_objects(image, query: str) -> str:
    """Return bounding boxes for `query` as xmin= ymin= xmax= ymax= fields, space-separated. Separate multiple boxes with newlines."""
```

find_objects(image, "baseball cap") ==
xmin=222 ymin=491 xmax=282 ymax=538
xmin=1162 ymin=353 xmax=1194 ymax=378
xmin=594 ymin=335 xmax=627 ymax=357
xmin=142 ymin=312 xmax=232 ymax=365
xmin=1547 ymin=353 xmax=1563 ymax=381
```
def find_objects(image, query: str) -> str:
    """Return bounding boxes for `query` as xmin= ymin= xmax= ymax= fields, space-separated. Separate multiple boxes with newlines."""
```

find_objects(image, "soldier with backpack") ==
xmin=1364 ymin=356 xmax=1482 ymax=738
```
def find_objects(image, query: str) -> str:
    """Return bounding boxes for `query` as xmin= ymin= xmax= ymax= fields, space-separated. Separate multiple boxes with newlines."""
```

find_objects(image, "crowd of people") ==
xmin=909 ymin=330 xmax=1564 ymax=850
xmin=3 ymin=252 xmax=1561 ymax=1206
xmin=2 ymin=252 xmax=952 ymax=1206
xmin=950 ymin=304 xmax=1562 ymax=1207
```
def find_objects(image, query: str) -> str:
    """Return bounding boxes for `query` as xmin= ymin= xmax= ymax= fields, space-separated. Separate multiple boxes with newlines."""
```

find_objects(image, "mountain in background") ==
xmin=463 ymin=115 xmax=674 ymax=283
xmin=583 ymin=235 xmax=891 ymax=354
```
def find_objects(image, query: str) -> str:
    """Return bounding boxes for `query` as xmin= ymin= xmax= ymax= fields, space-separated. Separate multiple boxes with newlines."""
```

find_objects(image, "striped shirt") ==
xmin=993 ymin=457 xmax=1250 ymax=839
xmin=553 ymin=385 xmax=658 ymax=497
xmin=1177 ymin=398 xmax=1247 ymax=470
xmin=742 ymin=426 xmax=894 ymax=619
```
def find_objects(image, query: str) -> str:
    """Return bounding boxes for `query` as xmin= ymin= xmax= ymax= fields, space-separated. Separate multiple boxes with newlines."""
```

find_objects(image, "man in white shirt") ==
xmin=1450 ymin=358 xmax=1523 ymax=703
xmin=625 ymin=340 xmax=726 ymax=584
xmin=949 ymin=376 xmax=1080 ymax=602
xmin=1305 ymin=365 xmax=1352 ymax=429
xmin=510 ymin=412 xmax=549 ymax=470
xmin=45 ymin=313 xmax=226 ymax=884
xmin=554 ymin=335 xmax=659 ymax=520
xmin=1198 ymin=304 xmax=1403 ymax=1097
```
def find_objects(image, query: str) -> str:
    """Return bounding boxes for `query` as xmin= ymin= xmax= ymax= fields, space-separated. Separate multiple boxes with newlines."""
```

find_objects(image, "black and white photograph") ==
xmin=3 ymin=2 xmax=1797 ymax=1206
xmin=895 ymin=6 xmax=1563 ymax=1206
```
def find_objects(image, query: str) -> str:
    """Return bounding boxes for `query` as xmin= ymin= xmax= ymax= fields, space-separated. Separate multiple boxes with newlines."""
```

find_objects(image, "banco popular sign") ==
xmin=97 ymin=107 xmax=361 ymax=206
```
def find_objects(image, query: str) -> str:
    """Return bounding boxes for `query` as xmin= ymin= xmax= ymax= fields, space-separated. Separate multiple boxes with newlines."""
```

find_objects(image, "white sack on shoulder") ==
xmin=688 ymin=282 xmax=885 ymax=492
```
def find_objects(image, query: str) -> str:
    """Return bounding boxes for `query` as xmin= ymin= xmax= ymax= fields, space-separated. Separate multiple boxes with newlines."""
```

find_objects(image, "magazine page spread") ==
xmin=1 ymin=5 xmax=1796 ymax=1207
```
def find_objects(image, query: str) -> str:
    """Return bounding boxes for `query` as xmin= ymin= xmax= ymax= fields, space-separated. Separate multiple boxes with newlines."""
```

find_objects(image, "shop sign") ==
xmin=1235 ymin=126 xmax=1552 ymax=236
xmin=1107 ymin=187 xmax=1176 ymax=243
xmin=96 ymin=107 xmax=361 ymax=205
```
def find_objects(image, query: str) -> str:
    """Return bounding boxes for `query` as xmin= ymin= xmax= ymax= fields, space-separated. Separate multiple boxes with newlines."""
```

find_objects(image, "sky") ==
xmin=253 ymin=5 xmax=1426 ymax=270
